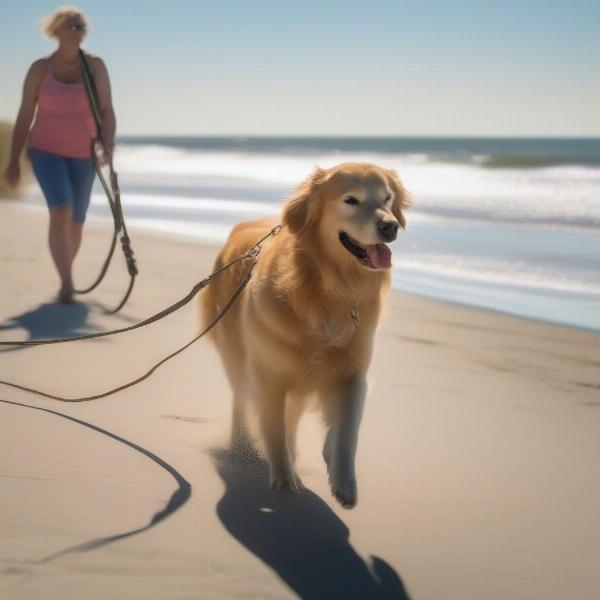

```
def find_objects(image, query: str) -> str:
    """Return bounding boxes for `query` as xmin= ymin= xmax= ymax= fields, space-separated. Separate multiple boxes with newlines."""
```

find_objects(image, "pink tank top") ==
xmin=29 ymin=60 xmax=97 ymax=158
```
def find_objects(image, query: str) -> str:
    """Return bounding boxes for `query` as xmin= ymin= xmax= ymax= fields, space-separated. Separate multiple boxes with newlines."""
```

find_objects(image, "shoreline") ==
xmin=9 ymin=198 xmax=600 ymax=334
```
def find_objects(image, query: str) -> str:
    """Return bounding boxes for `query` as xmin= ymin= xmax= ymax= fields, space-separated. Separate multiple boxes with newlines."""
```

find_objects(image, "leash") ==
xmin=0 ymin=225 xmax=282 ymax=402
xmin=76 ymin=50 xmax=138 ymax=313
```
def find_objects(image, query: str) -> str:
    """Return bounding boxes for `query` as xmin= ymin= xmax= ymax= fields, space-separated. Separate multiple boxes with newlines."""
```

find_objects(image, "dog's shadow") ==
xmin=210 ymin=448 xmax=410 ymax=599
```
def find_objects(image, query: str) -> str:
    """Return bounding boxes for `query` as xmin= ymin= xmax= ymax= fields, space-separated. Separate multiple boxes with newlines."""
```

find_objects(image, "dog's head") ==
xmin=283 ymin=163 xmax=410 ymax=271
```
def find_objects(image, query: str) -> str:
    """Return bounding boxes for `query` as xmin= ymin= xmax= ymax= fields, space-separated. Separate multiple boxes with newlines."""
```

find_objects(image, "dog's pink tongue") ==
xmin=365 ymin=244 xmax=392 ymax=269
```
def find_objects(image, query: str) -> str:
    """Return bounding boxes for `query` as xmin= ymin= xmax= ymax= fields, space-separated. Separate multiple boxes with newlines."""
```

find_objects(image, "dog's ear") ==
xmin=384 ymin=168 xmax=411 ymax=230
xmin=283 ymin=167 xmax=328 ymax=235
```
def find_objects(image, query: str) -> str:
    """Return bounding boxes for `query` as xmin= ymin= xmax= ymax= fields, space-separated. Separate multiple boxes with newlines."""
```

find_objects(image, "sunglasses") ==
xmin=68 ymin=24 xmax=87 ymax=32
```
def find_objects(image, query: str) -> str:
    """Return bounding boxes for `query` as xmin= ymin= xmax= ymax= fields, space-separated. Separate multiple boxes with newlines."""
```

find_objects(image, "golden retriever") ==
xmin=202 ymin=162 xmax=409 ymax=508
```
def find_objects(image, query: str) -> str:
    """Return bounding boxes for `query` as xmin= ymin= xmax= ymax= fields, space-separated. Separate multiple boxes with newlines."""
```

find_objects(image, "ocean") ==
xmin=47 ymin=136 xmax=600 ymax=331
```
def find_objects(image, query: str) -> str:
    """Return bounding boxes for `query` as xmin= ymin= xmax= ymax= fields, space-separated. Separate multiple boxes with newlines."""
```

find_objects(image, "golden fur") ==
xmin=202 ymin=162 xmax=409 ymax=508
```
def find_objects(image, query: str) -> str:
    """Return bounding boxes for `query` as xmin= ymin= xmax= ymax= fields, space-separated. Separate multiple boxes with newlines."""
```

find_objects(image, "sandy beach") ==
xmin=1 ymin=202 xmax=599 ymax=600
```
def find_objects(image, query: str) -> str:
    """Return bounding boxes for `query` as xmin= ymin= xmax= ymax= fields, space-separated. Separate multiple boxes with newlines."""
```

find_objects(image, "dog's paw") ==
xmin=270 ymin=470 xmax=302 ymax=493
xmin=330 ymin=476 xmax=357 ymax=509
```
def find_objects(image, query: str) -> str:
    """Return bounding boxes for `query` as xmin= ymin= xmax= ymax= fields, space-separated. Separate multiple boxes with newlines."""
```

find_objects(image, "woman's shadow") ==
xmin=211 ymin=447 xmax=411 ymax=599
xmin=0 ymin=300 xmax=136 ymax=353
xmin=0 ymin=302 xmax=91 ymax=353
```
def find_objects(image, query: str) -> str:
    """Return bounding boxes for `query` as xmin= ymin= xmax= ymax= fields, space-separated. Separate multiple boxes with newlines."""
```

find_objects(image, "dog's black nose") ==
xmin=377 ymin=219 xmax=399 ymax=242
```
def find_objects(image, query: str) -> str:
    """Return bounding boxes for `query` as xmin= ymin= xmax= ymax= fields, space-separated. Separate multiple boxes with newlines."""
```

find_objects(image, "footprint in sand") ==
xmin=161 ymin=414 xmax=208 ymax=423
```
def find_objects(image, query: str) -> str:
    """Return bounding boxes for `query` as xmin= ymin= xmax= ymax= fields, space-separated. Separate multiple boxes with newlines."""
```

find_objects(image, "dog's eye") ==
xmin=344 ymin=196 xmax=359 ymax=205
xmin=384 ymin=194 xmax=392 ymax=203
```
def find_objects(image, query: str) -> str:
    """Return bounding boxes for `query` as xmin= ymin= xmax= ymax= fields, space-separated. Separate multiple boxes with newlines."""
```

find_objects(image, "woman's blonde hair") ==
xmin=41 ymin=5 xmax=90 ymax=39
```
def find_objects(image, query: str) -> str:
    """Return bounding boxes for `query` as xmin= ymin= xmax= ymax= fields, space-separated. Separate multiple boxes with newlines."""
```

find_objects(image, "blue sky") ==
xmin=1 ymin=0 xmax=599 ymax=135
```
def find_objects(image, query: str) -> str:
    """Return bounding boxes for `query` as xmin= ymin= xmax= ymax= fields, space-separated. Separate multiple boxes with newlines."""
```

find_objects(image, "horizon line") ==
xmin=116 ymin=133 xmax=600 ymax=140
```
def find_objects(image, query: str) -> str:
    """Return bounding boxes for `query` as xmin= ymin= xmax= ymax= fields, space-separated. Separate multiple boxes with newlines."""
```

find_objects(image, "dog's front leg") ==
xmin=322 ymin=374 xmax=366 ymax=508
xmin=253 ymin=371 xmax=301 ymax=492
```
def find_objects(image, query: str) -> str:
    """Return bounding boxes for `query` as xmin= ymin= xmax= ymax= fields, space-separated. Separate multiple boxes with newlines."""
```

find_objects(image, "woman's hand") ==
xmin=3 ymin=161 xmax=21 ymax=187
xmin=98 ymin=142 xmax=113 ymax=167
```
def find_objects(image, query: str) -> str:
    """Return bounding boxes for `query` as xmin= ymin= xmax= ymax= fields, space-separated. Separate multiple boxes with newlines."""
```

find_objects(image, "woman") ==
xmin=4 ymin=6 xmax=115 ymax=303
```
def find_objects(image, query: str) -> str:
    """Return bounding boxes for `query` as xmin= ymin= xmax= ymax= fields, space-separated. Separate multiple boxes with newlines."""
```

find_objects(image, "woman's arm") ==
xmin=91 ymin=56 xmax=116 ymax=162
xmin=4 ymin=60 xmax=45 ymax=185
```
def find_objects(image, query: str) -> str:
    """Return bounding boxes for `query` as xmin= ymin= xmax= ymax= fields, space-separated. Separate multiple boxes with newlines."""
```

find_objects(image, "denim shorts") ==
xmin=28 ymin=148 xmax=96 ymax=224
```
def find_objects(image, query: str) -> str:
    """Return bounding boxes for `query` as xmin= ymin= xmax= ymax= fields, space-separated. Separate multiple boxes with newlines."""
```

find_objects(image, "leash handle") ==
xmin=120 ymin=234 xmax=138 ymax=276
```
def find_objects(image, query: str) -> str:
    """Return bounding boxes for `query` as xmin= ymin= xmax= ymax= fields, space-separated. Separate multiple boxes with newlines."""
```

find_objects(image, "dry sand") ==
xmin=1 ymin=202 xmax=599 ymax=600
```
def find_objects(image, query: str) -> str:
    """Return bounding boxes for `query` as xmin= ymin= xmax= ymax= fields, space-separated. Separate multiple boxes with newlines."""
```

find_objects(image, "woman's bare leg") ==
xmin=70 ymin=221 xmax=83 ymax=260
xmin=48 ymin=204 xmax=74 ymax=301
